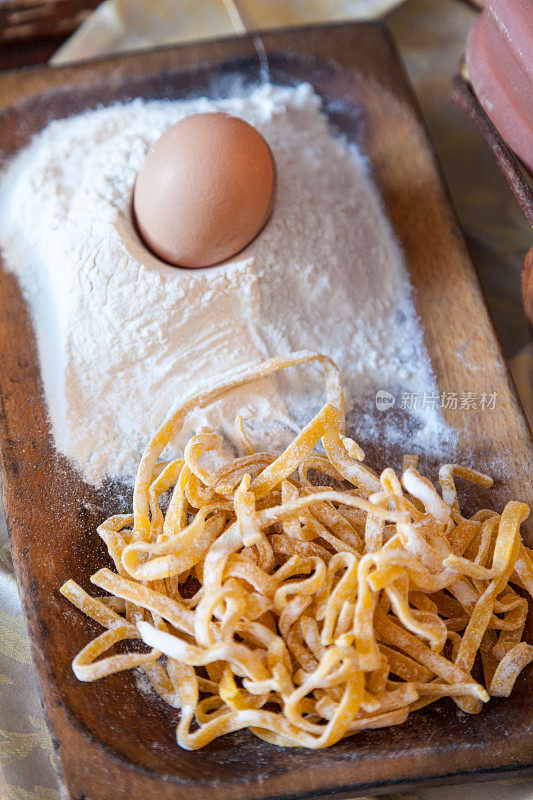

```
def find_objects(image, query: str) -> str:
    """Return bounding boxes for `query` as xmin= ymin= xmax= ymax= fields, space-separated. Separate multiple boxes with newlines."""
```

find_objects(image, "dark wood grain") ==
xmin=450 ymin=75 xmax=533 ymax=330
xmin=0 ymin=0 xmax=99 ymax=70
xmin=0 ymin=0 xmax=99 ymax=43
xmin=451 ymin=76 xmax=533 ymax=226
xmin=523 ymin=248 xmax=533 ymax=331
xmin=0 ymin=23 xmax=531 ymax=800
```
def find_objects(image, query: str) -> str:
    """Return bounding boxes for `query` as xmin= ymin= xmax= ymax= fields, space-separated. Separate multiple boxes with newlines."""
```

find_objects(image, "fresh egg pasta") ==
xmin=60 ymin=352 xmax=533 ymax=750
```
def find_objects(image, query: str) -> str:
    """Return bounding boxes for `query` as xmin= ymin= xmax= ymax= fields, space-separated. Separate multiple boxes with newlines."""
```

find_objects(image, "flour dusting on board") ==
xmin=0 ymin=83 xmax=452 ymax=486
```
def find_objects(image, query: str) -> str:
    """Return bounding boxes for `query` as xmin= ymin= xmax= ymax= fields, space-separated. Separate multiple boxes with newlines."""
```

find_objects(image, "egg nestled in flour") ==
xmin=133 ymin=112 xmax=276 ymax=268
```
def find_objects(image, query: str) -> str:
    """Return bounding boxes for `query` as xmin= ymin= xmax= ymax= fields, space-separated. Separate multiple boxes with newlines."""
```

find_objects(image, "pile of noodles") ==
xmin=61 ymin=351 xmax=533 ymax=750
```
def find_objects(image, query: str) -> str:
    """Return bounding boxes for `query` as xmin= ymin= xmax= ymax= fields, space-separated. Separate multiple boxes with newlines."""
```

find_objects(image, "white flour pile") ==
xmin=0 ymin=83 xmax=451 ymax=487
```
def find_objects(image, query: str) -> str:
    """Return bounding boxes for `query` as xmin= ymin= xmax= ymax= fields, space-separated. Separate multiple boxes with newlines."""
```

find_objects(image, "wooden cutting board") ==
xmin=0 ymin=22 xmax=531 ymax=800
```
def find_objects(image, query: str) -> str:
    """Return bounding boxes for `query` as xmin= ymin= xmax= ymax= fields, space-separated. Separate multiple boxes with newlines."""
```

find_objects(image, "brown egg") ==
xmin=133 ymin=112 xmax=276 ymax=268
